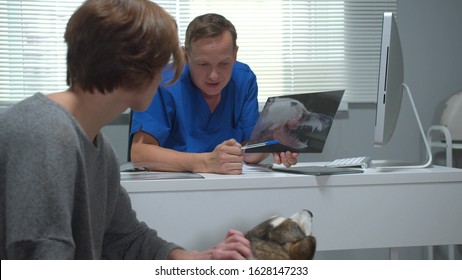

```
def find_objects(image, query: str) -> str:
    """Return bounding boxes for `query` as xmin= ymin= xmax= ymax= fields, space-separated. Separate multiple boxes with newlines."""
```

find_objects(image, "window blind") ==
xmin=0 ymin=0 xmax=396 ymax=106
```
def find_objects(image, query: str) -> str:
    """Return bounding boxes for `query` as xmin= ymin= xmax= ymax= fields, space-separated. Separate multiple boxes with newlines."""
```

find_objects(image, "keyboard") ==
xmin=325 ymin=156 xmax=372 ymax=169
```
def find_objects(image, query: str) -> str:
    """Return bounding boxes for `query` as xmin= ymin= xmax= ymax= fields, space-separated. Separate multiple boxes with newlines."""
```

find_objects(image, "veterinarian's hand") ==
xmin=168 ymin=229 xmax=253 ymax=260
xmin=205 ymin=139 xmax=244 ymax=175
xmin=273 ymin=151 xmax=298 ymax=167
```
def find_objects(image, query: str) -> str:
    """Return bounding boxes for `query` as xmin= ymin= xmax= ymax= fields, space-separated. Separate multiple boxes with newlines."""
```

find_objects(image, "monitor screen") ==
xmin=374 ymin=12 xmax=403 ymax=147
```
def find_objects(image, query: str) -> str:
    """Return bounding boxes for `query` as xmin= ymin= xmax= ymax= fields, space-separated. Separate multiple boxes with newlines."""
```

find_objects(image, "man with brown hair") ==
xmin=0 ymin=0 xmax=251 ymax=260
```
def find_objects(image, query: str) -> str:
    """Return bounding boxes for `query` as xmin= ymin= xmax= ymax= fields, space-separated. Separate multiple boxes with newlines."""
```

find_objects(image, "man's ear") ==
xmin=182 ymin=46 xmax=189 ymax=64
xmin=233 ymin=45 xmax=239 ymax=62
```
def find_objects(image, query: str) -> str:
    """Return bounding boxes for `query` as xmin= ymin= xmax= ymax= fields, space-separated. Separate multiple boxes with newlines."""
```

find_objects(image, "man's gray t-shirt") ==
xmin=0 ymin=93 xmax=180 ymax=259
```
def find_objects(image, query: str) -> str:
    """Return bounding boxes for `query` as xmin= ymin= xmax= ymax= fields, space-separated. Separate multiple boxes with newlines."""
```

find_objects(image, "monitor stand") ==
xmin=373 ymin=83 xmax=433 ymax=169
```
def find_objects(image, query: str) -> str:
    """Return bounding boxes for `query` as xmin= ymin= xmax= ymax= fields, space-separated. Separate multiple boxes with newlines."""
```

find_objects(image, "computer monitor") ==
xmin=374 ymin=12 xmax=403 ymax=147
xmin=373 ymin=12 xmax=432 ymax=168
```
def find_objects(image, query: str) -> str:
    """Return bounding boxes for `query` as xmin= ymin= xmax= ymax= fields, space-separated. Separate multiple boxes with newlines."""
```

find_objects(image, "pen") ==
xmin=241 ymin=140 xmax=279 ymax=150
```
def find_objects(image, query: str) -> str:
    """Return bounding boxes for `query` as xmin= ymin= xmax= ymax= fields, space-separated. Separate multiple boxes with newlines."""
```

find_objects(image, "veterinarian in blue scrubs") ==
xmin=132 ymin=61 xmax=257 ymax=152
xmin=131 ymin=13 xmax=298 ymax=174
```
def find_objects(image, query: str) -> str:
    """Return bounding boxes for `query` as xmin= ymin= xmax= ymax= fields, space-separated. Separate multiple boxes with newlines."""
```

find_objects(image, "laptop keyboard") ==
xmin=325 ymin=156 xmax=371 ymax=169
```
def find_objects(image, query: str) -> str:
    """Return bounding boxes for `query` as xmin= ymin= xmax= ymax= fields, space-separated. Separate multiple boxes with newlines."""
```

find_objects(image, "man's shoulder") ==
xmin=158 ymin=64 xmax=191 ymax=90
xmin=233 ymin=61 xmax=252 ymax=71
xmin=161 ymin=64 xmax=187 ymax=83
xmin=232 ymin=61 xmax=256 ymax=79
xmin=2 ymin=94 xmax=78 ymax=142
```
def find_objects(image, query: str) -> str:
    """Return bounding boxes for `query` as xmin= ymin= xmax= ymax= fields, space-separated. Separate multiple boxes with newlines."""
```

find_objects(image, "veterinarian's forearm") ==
xmin=131 ymin=142 xmax=208 ymax=172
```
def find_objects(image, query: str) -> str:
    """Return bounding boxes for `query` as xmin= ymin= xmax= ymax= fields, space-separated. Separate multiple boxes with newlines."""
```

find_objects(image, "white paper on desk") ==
xmin=242 ymin=163 xmax=273 ymax=173
xmin=120 ymin=171 xmax=203 ymax=180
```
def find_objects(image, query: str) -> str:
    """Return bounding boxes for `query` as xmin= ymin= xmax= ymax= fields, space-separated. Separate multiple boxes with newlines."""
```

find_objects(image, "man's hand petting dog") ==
xmin=168 ymin=210 xmax=315 ymax=260
xmin=168 ymin=229 xmax=253 ymax=260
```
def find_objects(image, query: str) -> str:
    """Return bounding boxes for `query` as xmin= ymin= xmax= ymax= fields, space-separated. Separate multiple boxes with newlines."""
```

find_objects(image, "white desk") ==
xmin=122 ymin=164 xmax=462 ymax=257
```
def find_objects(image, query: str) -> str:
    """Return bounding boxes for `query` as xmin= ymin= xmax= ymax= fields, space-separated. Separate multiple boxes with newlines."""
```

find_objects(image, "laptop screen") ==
xmin=246 ymin=89 xmax=345 ymax=153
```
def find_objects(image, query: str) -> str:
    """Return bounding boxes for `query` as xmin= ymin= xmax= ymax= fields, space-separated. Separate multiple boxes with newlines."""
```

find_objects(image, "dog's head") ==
xmin=245 ymin=209 xmax=316 ymax=260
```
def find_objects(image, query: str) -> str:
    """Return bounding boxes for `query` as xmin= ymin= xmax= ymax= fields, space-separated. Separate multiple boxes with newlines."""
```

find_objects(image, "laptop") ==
xmin=246 ymin=89 xmax=345 ymax=153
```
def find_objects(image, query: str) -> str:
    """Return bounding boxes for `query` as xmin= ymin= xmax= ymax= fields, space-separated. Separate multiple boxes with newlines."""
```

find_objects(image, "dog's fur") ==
xmin=245 ymin=210 xmax=316 ymax=260
xmin=251 ymin=97 xmax=333 ymax=149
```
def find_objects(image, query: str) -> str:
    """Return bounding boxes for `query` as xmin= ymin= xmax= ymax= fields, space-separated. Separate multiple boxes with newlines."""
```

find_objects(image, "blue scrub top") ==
xmin=130 ymin=61 xmax=259 ymax=153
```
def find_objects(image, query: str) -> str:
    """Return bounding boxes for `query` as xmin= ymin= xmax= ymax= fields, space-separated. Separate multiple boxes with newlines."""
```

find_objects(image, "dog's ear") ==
xmin=245 ymin=219 xmax=276 ymax=241
xmin=285 ymin=236 xmax=317 ymax=260
xmin=249 ymin=240 xmax=291 ymax=260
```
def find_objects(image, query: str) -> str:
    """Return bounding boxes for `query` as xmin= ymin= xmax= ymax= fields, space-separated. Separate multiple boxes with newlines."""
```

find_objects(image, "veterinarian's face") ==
xmin=186 ymin=31 xmax=237 ymax=98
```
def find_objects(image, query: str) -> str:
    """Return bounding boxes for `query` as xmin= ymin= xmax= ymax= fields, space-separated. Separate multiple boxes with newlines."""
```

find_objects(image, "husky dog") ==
xmin=251 ymin=97 xmax=333 ymax=150
xmin=246 ymin=210 xmax=316 ymax=260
